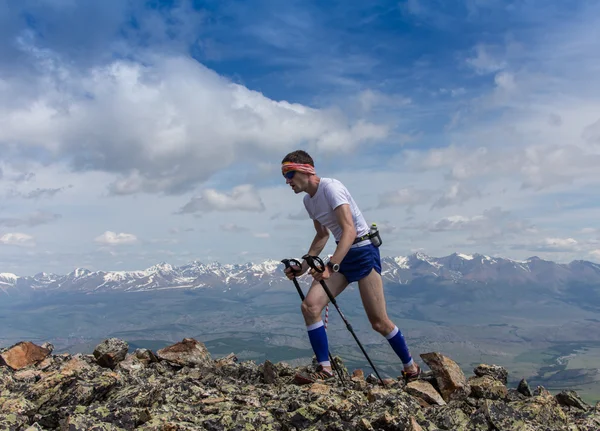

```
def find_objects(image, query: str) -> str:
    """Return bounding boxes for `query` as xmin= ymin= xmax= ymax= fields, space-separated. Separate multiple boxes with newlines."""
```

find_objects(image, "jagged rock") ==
xmin=135 ymin=348 xmax=159 ymax=365
xmin=517 ymin=377 xmax=533 ymax=397
xmin=473 ymin=363 xmax=508 ymax=384
xmin=61 ymin=414 xmax=127 ymax=430
xmin=0 ymin=413 xmax=30 ymax=430
xmin=468 ymin=375 xmax=508 ymax=400
xmin=93 ymin=338 xmax=129 ymax=369
xmin=556 ymin=389 xmax=589 ymax=410
xmin=14 ymin=368 xmax=42 ymax=382
xmin=263 ymin=359 xmax=277 ymax=384
xmin=0 ymin=341 xmax=51 ymax=370
xmin=116 ymin=348 xmax=157 ymax=374
xmin=533 ymin=385 xmax=552 ymax=397
xmin=479 ymin=390 xmax=569 ymax=430
xmin=1 ymin=341 xmax=598 ymax=431
xmin=506 ymin=388 xmax=528 ymax=402
xmin=156 ymin=337 xmax=212 ymax=368
xmin=425 ymin=403 xmax=471 ymax=430
xmin=116 ymin=353 xmax=145 ymax=373
xmin=405 ymin=380 xmax=446 ymax=406
xmin=420 ymin=352 xmax=471 ymax=402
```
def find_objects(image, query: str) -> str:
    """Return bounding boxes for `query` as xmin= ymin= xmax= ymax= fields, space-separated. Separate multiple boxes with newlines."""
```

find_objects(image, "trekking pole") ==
xmin=281 ymin=258 xmax=347 ymax=386
xmin=302 ymin=254 xmax=385 ymax=386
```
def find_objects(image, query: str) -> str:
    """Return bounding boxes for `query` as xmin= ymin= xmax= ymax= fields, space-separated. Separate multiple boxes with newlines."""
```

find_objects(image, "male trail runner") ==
xmin=281 ymin=150 xmax=421 ymax=384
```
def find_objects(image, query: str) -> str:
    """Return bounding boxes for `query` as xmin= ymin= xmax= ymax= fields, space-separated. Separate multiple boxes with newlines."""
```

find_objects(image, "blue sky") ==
xmin=1 ymin=0 xmax=599 ymax=275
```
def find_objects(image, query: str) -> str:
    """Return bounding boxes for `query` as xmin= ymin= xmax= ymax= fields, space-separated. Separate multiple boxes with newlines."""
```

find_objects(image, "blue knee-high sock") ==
xmin=385 ymin=326 xmax=413 ymax=367
xmin=307 ymin=321 xmax=330 ymax=367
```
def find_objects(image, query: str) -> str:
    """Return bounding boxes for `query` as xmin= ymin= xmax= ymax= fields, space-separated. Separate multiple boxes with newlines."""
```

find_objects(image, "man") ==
xmin=281 ymin=149 xmax=421 ymax=384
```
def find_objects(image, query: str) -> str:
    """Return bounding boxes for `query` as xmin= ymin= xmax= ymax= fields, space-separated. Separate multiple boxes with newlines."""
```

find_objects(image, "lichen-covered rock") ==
xmin=420 ymin=352 xmax=471 ymax=402
xmin=473 ymin=363 xmax=508 ymax=384
xmin=479 ymin=391 xmax=569 ymax=431
xmin=405 ymin=380 xmax=446 ymax=406
xmin=1 ymin=340 xmax=598 ymax=431
xmin=93 ymin=338 xmax=129 ymax=369
xmin=468 ymin=375 xmax=508 ymax=400
xmin=0 ymin=412 xmax=30 ymax=430
xmin=263 ymin=359 xmax=277 ymax=384
xmin=425 ymin=403 xmax=471 ymax=431
xmin=517 ymin=378 xmax=533 ymax=397
xmin=556 ymin=389 xmax=589 ymax=411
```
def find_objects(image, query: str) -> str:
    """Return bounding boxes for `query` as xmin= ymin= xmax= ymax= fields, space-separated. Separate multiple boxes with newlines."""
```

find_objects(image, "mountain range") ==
xmin=2 ymin=252 xmax=600 ymax=296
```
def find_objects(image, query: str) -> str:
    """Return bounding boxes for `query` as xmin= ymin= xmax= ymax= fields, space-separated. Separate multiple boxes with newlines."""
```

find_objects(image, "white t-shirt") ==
xmin=303 ymin=178 xmax=370 ymax=244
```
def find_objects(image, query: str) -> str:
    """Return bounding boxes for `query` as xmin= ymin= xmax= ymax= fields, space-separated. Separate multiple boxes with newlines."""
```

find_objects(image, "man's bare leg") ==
xmin=357 ymin=268 xmax=418 ymax=373
xmin=301 ymin=272 xmax=348 ymax=374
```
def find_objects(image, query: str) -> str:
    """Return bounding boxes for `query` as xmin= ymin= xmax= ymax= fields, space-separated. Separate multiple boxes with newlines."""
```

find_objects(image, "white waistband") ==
xmin=350 ymin=239 xmax=371 ymax=248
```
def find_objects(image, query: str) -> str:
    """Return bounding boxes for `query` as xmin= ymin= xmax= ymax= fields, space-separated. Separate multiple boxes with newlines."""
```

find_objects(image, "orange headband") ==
xmin=281 ymin=162 xmax=316 ymax=175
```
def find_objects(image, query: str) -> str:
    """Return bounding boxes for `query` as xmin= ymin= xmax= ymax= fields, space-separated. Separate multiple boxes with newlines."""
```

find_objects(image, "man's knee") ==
xmin=371 ymin=319 xmax=393 ymax=335
xmin=301 ymin=300 xmax=323 ymax=319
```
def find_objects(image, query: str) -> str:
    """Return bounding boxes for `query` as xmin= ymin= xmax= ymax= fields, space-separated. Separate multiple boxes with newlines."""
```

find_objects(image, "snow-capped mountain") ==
xmin=2 ymin=253 xmax=600 ymax=296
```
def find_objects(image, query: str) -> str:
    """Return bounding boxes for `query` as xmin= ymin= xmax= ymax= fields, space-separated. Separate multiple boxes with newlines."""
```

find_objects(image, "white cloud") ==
xmin=253 ymin=232 xmax=270 ymax=239
xmin=0 ymin=233 xmax=35 ymax=247
xmin=377 ymin=187 xmax=431 ymax=209
xmin=178 ymin=185 xmax=265 ymax=214
xmin=94 ymin=231 xmax=138 ymax=245
xmin=0 ymin=46 xmax=389 ymax=195
xmin=544 ymin=237 xmax=578 ymax=249
xmin=465 ymin=44 xmax=507 ymax=74
xmin=590 ymin=250 xmax=600 ymax=260
xmin=431 ymin=182 xmax=482 ymax=209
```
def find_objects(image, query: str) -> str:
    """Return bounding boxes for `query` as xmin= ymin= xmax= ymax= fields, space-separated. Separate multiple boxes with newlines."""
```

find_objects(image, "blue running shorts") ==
xmin=339 ymin=243 xmax=382 ymax=283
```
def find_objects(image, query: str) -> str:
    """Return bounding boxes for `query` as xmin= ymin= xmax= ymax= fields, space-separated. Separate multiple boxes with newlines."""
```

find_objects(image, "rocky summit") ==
xmin=1 ymin=338 xmax=599 ymax=431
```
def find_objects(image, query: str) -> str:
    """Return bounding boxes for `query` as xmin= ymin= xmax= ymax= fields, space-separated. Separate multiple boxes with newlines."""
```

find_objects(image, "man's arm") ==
xmin=306 ymin=219 xmax=330 ymax=256
xmin=328 ymin=203 xmax=356 ymax=265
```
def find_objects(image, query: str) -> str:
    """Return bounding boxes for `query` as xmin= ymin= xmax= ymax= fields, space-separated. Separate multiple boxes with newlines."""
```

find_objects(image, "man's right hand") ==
xmin=284 ymin=263 xmax=305 ymax=280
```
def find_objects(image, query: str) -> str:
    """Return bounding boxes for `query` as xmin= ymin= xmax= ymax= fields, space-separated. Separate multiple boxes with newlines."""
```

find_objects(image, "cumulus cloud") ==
xmin=178 ymin=185 xmax=266 ymax=214
xmin=94 ymin=231 xmax=138 ymax=245
xmin=544 ymin=237 xmax=578 ymax=250
xmin=0 ymin=233 xmax=35 ymax=247
xmin=465 ymin=44 xmax=507 ymax=74
xmin=377 ymin=187 xmax=432 ymax=209
xmin=0 ymin=44 xmax=389 ymax=195
xmin=416 ymin=207 xmax=535 ymax=243
xmin=407 ymin=139 xmax=600 ymax=192
xmin=0 ymin=211 xmax=61 ymax=227
xmin=431 ymin=182 xmax=482 ymax=209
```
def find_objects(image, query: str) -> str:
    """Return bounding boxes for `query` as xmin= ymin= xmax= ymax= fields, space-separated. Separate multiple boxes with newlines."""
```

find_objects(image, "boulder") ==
xmin=93 ymin=338 xmax=129 ymax=369
xmin=517 ymin=378 xmax=533 ymax=397
xmin=156 ymin=338 xmax=212 ymax=368
xmin=0 ymin=341 xmax=51 ymax=370
xmin=420 ymin=352 xmax=471 ymax=402
xmin=473 ymin=363 xmax=508 ymax=384
xmin=262 ymin=359 xmax=277 ymax=384
xmin=468 ymin=375 xmax=508 ymax=400
xmin=405 ymin=380 xmax=446 ymax=406
xmin=555 ymin=389 xmax=589 ymax=411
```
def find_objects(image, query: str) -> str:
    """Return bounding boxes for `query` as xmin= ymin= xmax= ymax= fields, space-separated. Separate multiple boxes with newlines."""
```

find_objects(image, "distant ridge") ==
xmin=2 ymin=252 xmax=600 ymax=295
